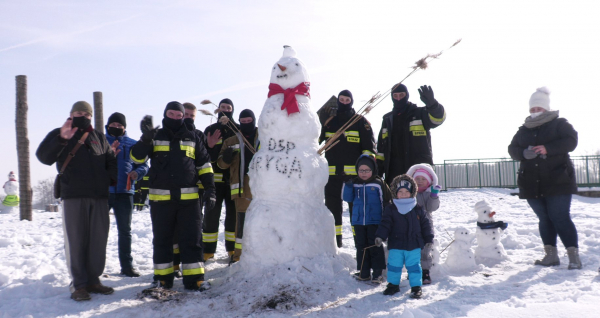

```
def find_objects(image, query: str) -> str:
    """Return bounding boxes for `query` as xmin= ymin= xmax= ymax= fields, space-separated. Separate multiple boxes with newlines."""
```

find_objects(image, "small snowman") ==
xmin=1 ymin=171 xmax=19 ymax=213
xmin=473 ymin=200 xmax=508 ymax=265
xmin=444 ymin=227 xmax=478 ymax=272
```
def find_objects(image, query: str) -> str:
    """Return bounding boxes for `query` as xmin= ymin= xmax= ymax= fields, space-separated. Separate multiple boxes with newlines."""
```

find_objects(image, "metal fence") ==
xmin=433 ymin=155 xmax=600 ymax=190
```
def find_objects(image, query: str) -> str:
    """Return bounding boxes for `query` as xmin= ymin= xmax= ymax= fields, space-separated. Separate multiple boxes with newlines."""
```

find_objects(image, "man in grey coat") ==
xmin=37 ymin=101 xmax=118 ymax=301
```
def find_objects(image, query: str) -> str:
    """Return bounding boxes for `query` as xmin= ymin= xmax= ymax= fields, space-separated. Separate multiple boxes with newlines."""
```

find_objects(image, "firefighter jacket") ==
xmin=217 ymin=130 xmax=259 ymax=200
xmin=137 ymin=176 xmax=150 ymax=190
xmin=130 ymin=124 xmax=215 ymax=203
xmin=376 ymin=102 xmax=446 ymax=179
xmin=205 ymin=121 xmax=239 ymax=185
xmin=319 ymin=109 xmax=377 ymax=176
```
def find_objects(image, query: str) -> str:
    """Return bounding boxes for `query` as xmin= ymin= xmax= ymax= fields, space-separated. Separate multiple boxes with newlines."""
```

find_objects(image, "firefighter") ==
xmin=130 ymin=101 xmax=216 ymax=291
xmin=202 ymin=99 xmax=239 ymax=261
xmin=217 ymin=109 xmax=259 ymax=263
xmin=319 ymin=90 xmax=376 ymax=248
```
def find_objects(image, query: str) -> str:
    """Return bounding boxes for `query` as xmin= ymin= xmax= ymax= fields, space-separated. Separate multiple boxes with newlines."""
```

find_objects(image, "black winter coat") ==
xmin=36 ymin=127 xmax=117 ymax=199
xmin=508 ymin=117 xmax=578 ymax=199
xmin=375 ymin=203 xmax=434 ymax=251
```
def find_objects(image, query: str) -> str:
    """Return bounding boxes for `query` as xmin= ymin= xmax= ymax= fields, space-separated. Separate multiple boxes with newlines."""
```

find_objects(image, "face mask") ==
xmin=163 ymin=117 xmax=183 ymax=131
xmin=72 ymin=116 xmax=91 ymax=130
xmin=240 ymin=122 xmax=255 ymax=135
xmin=107 ymin=127 xmax=124 ymax=137
xmin=530 ymin=111 xmax=543 ymax=119
xmin=184 ymin=118 xmax=195 ymax=130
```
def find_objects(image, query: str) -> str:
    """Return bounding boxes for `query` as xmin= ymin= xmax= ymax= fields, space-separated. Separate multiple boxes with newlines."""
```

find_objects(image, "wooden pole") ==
xmin=15 ymin=75 xmax=32 ymax=221
xmin=93 ymin=91 xmax=104 ymax=135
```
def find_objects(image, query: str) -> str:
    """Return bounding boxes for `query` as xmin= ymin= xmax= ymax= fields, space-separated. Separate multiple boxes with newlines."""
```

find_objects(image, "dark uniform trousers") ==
xmin=325 ymin=174 xmax=354 ymax=248
xmin=202 ymin=181 xmax=237 ymax=254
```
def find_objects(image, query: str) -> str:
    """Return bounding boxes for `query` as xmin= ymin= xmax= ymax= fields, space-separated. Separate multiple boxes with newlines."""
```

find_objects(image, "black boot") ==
xmin=336 ymin=235 xmax=343 ymax=248
xmin=410 ymin=286 xmax=422 ymax=299
xmin=422 ymin=269 xmax=431 ymax=285
xmin=121 ymin=267 xmax=141 ymax=277
xmin=383 ymin=283 xmax=400 ymax=295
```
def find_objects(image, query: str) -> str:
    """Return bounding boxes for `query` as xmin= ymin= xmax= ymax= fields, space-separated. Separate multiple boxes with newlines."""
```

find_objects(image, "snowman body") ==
xmin=445 ymin=227 xmax=478 ymax=272
xmin=474 ymin=200 xmax=508 ymax=264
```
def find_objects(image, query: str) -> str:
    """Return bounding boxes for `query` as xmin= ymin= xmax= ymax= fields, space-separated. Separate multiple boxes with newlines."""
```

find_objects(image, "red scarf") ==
xmin=267 ymin=82 xmax=310 ymax=116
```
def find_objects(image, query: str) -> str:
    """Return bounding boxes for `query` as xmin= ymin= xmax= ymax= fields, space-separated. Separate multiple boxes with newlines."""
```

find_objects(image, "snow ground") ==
xmin=1 ymin=188 xmax=600 ymax=318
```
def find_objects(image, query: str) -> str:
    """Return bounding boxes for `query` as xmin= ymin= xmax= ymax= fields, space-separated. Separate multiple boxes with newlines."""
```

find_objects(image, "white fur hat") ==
xmin=529 ymin=87 xmax=551 ymax=111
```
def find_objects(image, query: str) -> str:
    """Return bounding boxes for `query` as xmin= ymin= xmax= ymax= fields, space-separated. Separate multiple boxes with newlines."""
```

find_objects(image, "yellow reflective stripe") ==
xmin=382 ymin=132 xmax=388 ymax=139
xmin=352 ymin=226 xmax=355 ymax=236
xmin=429 ymin=111 xmax=446 ymax=125
xmin=143 ymin=176 xmax=149 ymax=180
xmin=173 ymin=248 xmax=180 ymax=254
xmin=149 ymin=189 xmax=171 ymax=201
xmin=381 ymin=128 xmax=388 ymax=139
xmin=362 ymin=150 xmax=374 ymax=156
xmin=335 ymin=225 xmax=342 ymax=235
xmin=214 ymin=173 xmax=223 ymax=183
xmin=141 ymin=187 xmax=149 ymax=190
xmin=154 ymin=145 xmax=169 ymax=152
xmin=130 ymin=150 xmax=147 ymax=164
xmin=182 ymin=263 xmax=205 ymax=276
xmin=345 ymin=131 xmax=359 ymax=137
xmin=325 ymin=132 xmax=335 ymax=138
xmin=154 ymin=262 xmax=174 ymax=275
xmin=225 ymin=231 xmax=235 ymax=242
xmin=216 ymin=139 xmax=223 ymax=145
xmin=231 ymin=189 xmax=242 ymax=195
xmin=376 ymin=153 xmax=385 ymax=161
xmin=197 ymin=183 xmax=204 ymax=189
xmin=153 ymin=140 xmax=170 ymax=152
xmin=231 ymin=183 xmax=242 ymax=195
xmin=198 ymin=162 xmax=213 ymax=176
xmin=181 ymin=187 xmax=199 ymax=200
xmin=328 ymin=166 xmax=336 ymax=175
xmin=181 ymin=145 xmax=195 ymax=159
xmin=344 ymin=165 xmax=357 ymax=175
xmin=409 ymin=125 xmax=425 ymax=132
xmin=203 ymin=232 xmax=218 ymax=243
xmin=235 ymin=243 xmax=242 ymax=250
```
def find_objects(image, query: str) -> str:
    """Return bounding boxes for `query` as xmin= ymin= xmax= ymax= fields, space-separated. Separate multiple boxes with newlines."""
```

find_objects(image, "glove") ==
xmin=523 ymin=146 xmax=538 ymax=160
xmin=328 ymin=104 xmax=338 ymax=118
xmin=375 ymin=237 xmax=383 ymax=247
xmin=140 ymin=115 xmax=159 ymax=144
xmin=203 ymin=190 xmax=216 ymax=211
xmin=430 ymin=185 xmax=441 ymax=197
xmin=418 ymin=85 xmax=437 ymax=108
xmin=222 ymin=147 xmax=235 ymax=164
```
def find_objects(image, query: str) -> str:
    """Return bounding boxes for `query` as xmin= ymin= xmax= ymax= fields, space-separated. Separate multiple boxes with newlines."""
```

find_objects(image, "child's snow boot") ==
xmin=566 ymin=247 xmax=582 ymax=270
xmin=383 ymin=283 xmax=400 ymax=295
xmin=422 ymin=269 xmax=431 ymax=285
xmin=534 ymin=245 xmax=560 ymax=266
xmin=410 ymin=286 xmax=422 ymax=299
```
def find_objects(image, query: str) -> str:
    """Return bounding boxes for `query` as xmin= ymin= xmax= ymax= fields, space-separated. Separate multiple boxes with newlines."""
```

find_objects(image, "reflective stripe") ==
xmin=130 ymin=150 xmax=147 ymax=164
xmin=181 ymin=140 xmax=196 ymax=159
xmin=181 ymin=141 xmax=196 ymax=148
xmin=429 ymin=111 xmax=446 ymax=125
xmin=149 ymin=189 xmax=171 ymax=201
xmin=216 ymin=139 xmax=223 ymax=145
xmin=203 ymin=232 xmax=218 ymax=243
xmin=231 ymin=183 xmax=242 ymax=196
xmin=325 ymin=132 xmax=335 ymax=138
xmin=214 ymin=173 xmax=224 ymax=183
xmin=409 ymin=120 xmax=423 ymax=126
xmin=328 ymin=166 xmax=336 ymax=175
xmin=154 ymin=262 xmax=174 ymax=276
xmin=181 ymin=187 xmax=199 ymax=200
xmin=153 ymin=140 xmax=170 ymax=152
xmin=345 ymin=131 xmax=359 ymax=137
xmin=235 ymin=243 xmax=242 ymax=250
xmin=182 ymin=262 xmax=205 ymax=276
xmin=225 ymin=231 xmax=235 ymax=242
xmin=362 ymin=150 xmax=374 ymax=156
xmin=376 ymin=153 xmax=385 ymax=161
xmin=2 ymin=195 xmax=19 ymax=206
xmin=143 ymin=176 xmax=149 ymax=180
xmin=352 ymin=226 xmax=355 ymax=236
xmin=409 ymin=125 xmax=425 ymax=131
xmin=343 ymin=165 xmax=357 ymax=175
xmin=381 ymin=128 xmax=388 ymax=139
xmin=235 ymin=238 xmax=243 ymax=250
xmin=335 ymin=225 xmax=342 ymax=235
xmin=197 ymin=162 xmax=214 ymax=175
xmin=197 ymin=183 xmax=204 ymax=189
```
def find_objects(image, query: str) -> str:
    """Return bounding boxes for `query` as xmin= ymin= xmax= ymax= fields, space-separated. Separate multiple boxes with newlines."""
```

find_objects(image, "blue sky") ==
xmin=2 ymin=0 xmax=600 ymax=186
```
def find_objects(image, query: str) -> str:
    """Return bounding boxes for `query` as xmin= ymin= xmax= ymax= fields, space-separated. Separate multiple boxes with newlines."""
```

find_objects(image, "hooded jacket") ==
xmin=105 ymin=129 xmax=149 ymax=194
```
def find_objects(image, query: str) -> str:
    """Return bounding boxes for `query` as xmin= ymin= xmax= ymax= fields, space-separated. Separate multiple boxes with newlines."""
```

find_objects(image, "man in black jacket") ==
xmin=36 ymin=101 xmax=117 ymax=301
xmin=131 ymin=101 xmax=216 ymax=291
xmin=376 ymin=84 xmax=446 ymax=185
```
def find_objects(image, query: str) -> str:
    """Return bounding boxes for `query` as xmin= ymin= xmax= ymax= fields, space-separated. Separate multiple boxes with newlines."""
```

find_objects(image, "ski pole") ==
xmin=359 ymin=244 xmax=378 ymax=278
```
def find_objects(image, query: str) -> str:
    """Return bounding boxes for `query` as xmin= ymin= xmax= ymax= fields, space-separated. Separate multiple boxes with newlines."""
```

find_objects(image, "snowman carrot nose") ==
xmin=489 ymin=211 xmax=496 ymax=218
xmin=278 ymin=64 xmax=287 ymax=71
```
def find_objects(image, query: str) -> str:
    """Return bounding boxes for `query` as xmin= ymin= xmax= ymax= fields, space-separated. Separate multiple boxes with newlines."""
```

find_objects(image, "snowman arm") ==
xmin=36 ymin=128 xmax=68 ymax=166
xmin=419 ymin=209 xmax=434 ymax=244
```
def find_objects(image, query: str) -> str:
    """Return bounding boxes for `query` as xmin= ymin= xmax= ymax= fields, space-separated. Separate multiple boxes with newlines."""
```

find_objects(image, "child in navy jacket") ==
xmin=375 ymin=174 xmax=433 ymax=299
xmin=343 ymin=155 xmax=392 ymax=284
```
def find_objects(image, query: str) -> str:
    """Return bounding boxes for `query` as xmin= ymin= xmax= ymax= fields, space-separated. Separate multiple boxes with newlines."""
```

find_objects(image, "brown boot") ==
xmin=86 ymin=283 xmax=114 ymax=295
xmin=71 ymin=288 xmax=91 ymax=301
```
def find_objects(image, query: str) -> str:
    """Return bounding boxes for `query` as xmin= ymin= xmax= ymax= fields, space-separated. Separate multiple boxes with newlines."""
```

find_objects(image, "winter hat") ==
xmin=337 ymin=89 xmax=354 ymax=113
xmin=70 ymin=101 xmax=93 ymax=116
xmin=390 ymin=174 xmax=417 ymax=198
xmin=163 ymin=101 xmax=185 ymax=117
xmin=413 ymin=168 xmax=433 ymax=186
xmin=529 ymin=87 xmax=551 ymax=111
xmin=355 ymin=154 xmax=377 ymax=175
xmin=107 ymin=112 xmax=127 ymax=128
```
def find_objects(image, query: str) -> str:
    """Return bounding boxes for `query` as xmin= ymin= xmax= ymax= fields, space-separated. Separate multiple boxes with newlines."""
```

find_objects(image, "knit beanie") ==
xmin=355 ymin=154 xmax=377 ymax=175
xmin=71 ymin=101 xmax=93 ymax=116
xmin=163 ymin=101 xmax=185 ymax=117
xmin=390 ymin=174 xmax=417 ymax=198
xmin=412 ymin=168 xmax=433 ymax=186
xmin=529 ymin=87 xmax=551 ymax=111
xmin=107 ymin=112 xmax=127 ymax=128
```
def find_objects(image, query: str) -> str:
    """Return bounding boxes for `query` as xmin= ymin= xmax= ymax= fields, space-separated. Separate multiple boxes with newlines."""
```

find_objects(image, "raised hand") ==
xmin=140 ymin=115 xmax=159 ymax=144
xmin=111 ymin=140 xmax=121 ymax=156
xmin=418 ymin=85 xmax=437 ymax=108
xmin=60 ymin=118 xmax=78 ymax=140
xmin=207 ymin=129 xmax=222 ymax=148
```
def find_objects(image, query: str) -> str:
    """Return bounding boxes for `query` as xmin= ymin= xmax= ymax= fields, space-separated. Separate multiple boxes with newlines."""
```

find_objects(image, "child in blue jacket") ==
xmin=343 ymin=155 xmax=392 ymax=284
xmin=375 ymin=174 xmax=433 ymax=299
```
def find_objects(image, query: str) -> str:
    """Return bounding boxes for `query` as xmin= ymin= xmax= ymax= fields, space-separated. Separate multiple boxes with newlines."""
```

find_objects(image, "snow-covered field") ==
xmin=1 ymin=188 xmax=600 ymax=318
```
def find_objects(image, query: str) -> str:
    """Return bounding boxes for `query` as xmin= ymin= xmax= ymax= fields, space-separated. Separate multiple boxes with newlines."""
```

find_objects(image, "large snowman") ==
xmin=241 ymin=46 xmax=337 ymax=269
xmin=1 ymin=171 xmax=19 ymax=213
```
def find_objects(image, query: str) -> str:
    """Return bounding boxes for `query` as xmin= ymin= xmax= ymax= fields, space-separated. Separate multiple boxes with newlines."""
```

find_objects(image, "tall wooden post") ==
xmin=93 ymin=91 xmax=104 ymax=135
xmin=15 ymin=75 xmax=32 ymax=221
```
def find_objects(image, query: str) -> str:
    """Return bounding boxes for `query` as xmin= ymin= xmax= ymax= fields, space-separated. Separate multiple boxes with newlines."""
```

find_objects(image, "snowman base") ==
xmin=0 ymin=205 xmax=18 ymax=214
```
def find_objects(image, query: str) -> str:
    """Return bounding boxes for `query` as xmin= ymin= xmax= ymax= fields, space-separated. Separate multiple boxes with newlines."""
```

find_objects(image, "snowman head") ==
xmin=8 ymin=171 xmax=16 ymax=181
xmin=269 ymin=45 xmax=310 ymax=89
xmin=454 ymin=227 xmax=474 ymax=243
xmin=474 ymin=200 xmax=496 ymax=223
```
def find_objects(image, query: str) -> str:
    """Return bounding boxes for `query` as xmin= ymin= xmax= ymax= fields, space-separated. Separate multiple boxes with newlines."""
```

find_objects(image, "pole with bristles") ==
xmin=317 ymin=39 xmax=461 ymax=155
xmin=198 ymin=102 xmax=256 ymax=154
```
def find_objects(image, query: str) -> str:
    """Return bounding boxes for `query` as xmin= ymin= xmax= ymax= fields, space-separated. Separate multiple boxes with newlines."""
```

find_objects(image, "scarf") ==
xmin=392 ymin=198 xmax=417 ymax=215
xmin=524 ymin=110 xmax=559 ymax=128
xmin=477 ymin=221 xmax=508 ymax=230
xmin=267 ymin=82 xmax=310 ymax=116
